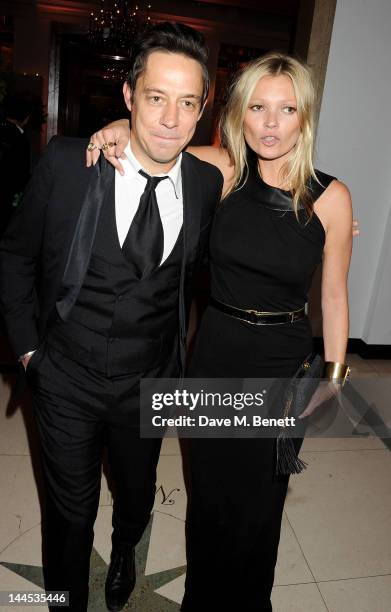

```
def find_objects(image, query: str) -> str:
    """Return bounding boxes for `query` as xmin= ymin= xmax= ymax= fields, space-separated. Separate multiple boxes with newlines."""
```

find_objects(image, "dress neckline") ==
xmin=256 ymin=169 xmax=292 ymax=195
xmin=243 ymin=159 xmax=300 ymax=212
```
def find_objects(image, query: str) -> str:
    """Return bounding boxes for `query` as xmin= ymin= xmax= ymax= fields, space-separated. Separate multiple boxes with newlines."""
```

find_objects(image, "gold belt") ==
xmin=209 ymin=297 xmax=306 ymax=326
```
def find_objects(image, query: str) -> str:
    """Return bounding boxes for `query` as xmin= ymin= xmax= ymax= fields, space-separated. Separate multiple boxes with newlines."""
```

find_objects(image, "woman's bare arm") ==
xmin=318 ymin=179 xmax=353 ymax=362
xmin=297 ymin=180 xmax=352 ymax=419
xmin=85 ymin=120 xmax=360 ymax=234
xmin=85 ymin=119 xmax=234 ymax=193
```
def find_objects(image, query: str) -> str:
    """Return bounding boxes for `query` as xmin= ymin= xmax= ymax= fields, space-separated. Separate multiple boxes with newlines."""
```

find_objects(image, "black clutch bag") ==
xmin=275 ymin=352 xmax=324 ymax=476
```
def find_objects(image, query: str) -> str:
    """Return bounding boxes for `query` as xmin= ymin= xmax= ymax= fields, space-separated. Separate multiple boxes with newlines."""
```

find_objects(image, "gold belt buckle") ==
xmin=246 ymin=308 xmax=263 ymax=317
xmin=244 ymin=307 xmax=263 ymax=325
xmin=225 ymin=301 xmax=303 ymax=325
xmin=245 ymin=307 xmax=284 ymax=325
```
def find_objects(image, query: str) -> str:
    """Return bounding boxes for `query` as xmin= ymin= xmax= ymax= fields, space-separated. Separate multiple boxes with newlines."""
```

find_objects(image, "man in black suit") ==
xmin=0 ymin=23 xmax=223 ymax=612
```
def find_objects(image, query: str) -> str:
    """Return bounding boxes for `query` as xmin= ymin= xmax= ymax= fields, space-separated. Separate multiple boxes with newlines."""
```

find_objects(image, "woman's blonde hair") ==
xmin=219 ymin=52 xmax=317 ymax=219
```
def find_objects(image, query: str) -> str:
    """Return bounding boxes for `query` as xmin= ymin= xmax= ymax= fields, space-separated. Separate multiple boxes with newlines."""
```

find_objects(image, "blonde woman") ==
xmin=88 ymin=53 xmax=352 ymax=611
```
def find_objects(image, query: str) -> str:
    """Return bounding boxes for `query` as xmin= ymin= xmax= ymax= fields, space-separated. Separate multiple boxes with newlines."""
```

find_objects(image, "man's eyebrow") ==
xmin=143 ymin=88 xmax=201 ymax=100
xmin=143 ymin=88 xmax=166 ymax=95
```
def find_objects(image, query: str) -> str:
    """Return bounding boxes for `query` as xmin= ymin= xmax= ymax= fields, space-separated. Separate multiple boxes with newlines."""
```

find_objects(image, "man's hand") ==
xmin=20 ymin=351 xmax=35 ymax=370
xmin=86 ymin=119 xmax=130 ymax=176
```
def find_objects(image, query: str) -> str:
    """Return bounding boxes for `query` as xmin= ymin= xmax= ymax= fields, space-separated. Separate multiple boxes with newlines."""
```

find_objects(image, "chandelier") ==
xmin=88 ymin=1 xmax=152 ymax=58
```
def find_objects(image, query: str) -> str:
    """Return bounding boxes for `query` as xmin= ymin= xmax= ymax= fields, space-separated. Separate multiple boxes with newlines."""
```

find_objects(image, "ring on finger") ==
xmin=102 ymin=141 xmax=116 ymax=151
xmin=87 ymin=142 xmax=97 ymax=152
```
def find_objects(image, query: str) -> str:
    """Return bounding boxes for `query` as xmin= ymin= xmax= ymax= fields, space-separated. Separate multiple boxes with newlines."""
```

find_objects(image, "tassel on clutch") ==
xmin=275 ymin=352 xmax=324 ymax=476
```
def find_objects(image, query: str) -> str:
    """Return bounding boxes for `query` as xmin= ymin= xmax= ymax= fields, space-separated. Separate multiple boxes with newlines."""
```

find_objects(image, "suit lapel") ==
xmin=56 ymin=158 xmax=114 ymax=320
xmin=181 ymin=152 xmax=203 ymax=263
xmin=178 ymin=153 xmax=203 ymax=371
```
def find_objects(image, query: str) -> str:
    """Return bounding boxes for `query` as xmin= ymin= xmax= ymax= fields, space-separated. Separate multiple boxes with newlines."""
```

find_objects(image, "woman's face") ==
xmin=243 ymin=74 xmax=301 ymax=163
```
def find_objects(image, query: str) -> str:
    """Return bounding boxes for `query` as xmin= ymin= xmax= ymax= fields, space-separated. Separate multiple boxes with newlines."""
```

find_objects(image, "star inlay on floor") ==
xmin=0 ymin=515 xmax=186 ymax=611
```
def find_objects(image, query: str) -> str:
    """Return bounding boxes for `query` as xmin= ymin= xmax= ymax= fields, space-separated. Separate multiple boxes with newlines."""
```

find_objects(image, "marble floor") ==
xmin=0 ymin=354 xmax=390 ymax=611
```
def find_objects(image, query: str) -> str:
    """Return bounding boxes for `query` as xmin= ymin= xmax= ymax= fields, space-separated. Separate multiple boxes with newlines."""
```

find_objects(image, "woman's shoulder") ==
xmin=309 ymin=169 xmax=336 ymax=199
xmin=311 ymin=170 xmax=352 ymax=235
xmin=310 ymin=169 xmax=350 ymax=205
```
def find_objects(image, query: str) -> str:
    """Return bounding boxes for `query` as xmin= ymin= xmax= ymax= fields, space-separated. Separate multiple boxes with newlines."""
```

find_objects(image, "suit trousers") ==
xmin=181 ymin=436 xmax=303 ymax=612
xmin=27 ymin=340 xmax=174 ymax=612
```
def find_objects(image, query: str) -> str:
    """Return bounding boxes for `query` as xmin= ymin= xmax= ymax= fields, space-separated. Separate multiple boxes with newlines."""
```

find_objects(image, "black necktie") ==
xmin=122 ymin=169 xmax=169 ymax=278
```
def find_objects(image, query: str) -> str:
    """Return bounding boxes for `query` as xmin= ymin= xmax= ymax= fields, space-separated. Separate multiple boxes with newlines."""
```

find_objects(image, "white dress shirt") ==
xmin=115 ymin=142 xmax=183 ymax=264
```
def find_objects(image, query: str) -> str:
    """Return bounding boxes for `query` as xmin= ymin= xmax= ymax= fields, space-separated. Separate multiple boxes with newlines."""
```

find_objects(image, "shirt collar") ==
xmin=123 ymin=140 xmax=182 ymax=198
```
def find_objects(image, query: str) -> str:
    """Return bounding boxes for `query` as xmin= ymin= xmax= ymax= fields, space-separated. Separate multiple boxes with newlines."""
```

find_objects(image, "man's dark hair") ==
xmin=127 ymin=22 xmax=210 ymax=105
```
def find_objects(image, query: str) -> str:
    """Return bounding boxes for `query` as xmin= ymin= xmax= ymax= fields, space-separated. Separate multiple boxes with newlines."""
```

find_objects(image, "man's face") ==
xmin=123 ymin=51 xmax=205 ymax=174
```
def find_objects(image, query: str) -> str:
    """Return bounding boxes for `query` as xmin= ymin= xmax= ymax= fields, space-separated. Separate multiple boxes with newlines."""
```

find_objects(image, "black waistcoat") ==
xmin=49 ymin=179 xmax=183 ymax=376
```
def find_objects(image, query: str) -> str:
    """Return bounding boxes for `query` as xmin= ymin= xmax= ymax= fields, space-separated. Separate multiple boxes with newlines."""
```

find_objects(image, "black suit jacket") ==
xmin=0 ymin=136 xmax=223 ymax=369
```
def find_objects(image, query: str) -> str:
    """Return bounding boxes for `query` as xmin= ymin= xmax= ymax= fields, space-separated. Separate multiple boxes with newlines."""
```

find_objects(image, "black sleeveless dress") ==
xmin=181 ymin=161 xmax=335 ymax=612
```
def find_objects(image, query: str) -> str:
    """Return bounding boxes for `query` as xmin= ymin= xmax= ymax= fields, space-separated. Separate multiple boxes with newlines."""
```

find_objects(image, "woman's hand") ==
xmin=297 ymin=380 xmax=341 ymax=419
xmin=86 ymin=118 xmax=130 ymax=175
xmin=352 ymin=219 xmax=360 ymax=236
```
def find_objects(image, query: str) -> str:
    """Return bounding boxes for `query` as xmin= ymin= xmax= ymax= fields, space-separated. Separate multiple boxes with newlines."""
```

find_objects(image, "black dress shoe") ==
xmin=105 ymin=546 xmax=136 ymax=612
